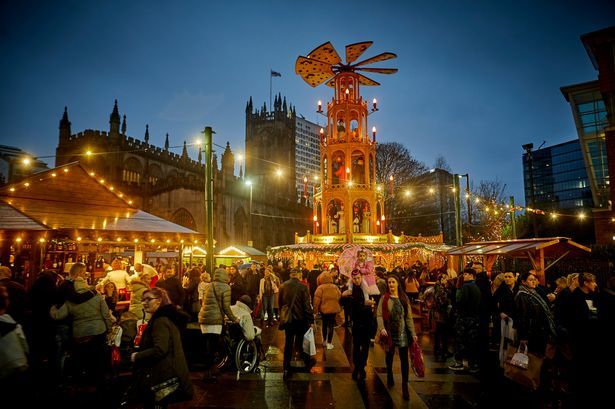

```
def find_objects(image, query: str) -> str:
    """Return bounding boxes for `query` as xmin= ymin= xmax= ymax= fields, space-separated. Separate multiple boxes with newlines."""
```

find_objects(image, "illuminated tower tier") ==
xmin=295 ymin=41 xmax=397 ymax=241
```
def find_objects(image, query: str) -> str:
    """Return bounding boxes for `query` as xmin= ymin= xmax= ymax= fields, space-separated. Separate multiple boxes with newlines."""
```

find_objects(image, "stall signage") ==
xmin=312 ymin=235 xmax=346 ymax=244
xmin=353 ymin=234 xmax=389 ymax=244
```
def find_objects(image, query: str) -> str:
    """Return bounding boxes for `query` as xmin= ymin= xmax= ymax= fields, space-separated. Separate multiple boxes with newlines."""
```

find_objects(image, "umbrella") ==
xmin=239 ymin=263 xmax=252 ymax=270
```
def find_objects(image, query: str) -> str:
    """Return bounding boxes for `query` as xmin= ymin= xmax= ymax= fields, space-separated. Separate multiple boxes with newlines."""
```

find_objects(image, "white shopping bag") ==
xmin=303 ymin=327 xmax=316 ymax=356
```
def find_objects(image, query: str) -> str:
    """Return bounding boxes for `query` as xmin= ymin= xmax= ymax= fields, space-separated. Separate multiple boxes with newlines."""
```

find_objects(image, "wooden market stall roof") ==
xmin=447 ymin=237 xmax=591 ymax=283
xmin=0 ymin=162 xmax=202 ymax=243
xmin=218 ymin=245 xmax=267 ymax=257
xmin=446 ymin=237 xmax=591 ymax=258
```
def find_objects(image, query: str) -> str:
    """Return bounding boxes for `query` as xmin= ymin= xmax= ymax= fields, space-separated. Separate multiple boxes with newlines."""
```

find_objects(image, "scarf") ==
xmin=517 ymin=284 xmax=557 ymax=337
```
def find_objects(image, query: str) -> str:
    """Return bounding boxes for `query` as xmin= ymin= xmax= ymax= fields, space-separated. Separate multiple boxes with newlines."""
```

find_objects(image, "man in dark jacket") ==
xmin=307 ymin=264 xmax=322 ymax=303
xmin=156 ymin=267 xmax=185 ymax=307
xmin=244 ymin=263 xmax=262 ymax=309
xmin=0 ymin=266 xmax=27 ymax=325
xmin=449 ymin=268 xmax=481 ymax=373
xmin=344 ymin=270 xmax=375 ymax=381
xmin=279 ymin=268 xmax=314 ymax=380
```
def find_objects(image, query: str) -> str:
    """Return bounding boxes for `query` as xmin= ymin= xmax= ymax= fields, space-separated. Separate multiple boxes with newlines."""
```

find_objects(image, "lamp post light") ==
xmin=201 ymin=126 xmax=215 ymax=274
xmin=245 ymin=180 xmax=253 ymax=244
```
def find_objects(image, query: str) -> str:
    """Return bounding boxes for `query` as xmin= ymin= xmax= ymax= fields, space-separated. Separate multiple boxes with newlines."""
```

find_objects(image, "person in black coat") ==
xmin=0 ymin=266 xmax=27 ymax=325
xmin=344 ymin=270 xmax=375 ymax=381
xmin=228 ymin=265 xmax=246 ymax=305
xmin=129 ymin=287 xmax=193 ymax=408
xmin=307 ymin=265 xmax=322 ymax=303
xmin=156 ymin=266 xmax=185 ymax=307
xmin=278 ymin=268 xmax=314 ymax=381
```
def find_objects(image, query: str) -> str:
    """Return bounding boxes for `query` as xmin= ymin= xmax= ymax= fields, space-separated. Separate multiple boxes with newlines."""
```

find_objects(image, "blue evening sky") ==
xmin=1 ymin=0 xmax=613 ymax=204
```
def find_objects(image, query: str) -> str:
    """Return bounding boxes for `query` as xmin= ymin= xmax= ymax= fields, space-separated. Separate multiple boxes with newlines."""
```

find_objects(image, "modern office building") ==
xmin=522 ymin=139 xmax=594 ymax=211
xmin=295 ymin=116 xmax=322 ymax=204
xmin=560 ymin=81 xmax=609 ymax=210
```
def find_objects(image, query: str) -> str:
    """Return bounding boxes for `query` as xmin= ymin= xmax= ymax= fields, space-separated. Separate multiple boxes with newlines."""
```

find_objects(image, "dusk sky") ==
xmin=1 ymin=0 xmax=614 ymax=205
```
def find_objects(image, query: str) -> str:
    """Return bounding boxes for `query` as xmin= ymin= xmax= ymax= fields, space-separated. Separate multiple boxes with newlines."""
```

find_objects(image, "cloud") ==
xmin=159 ymin=91 xmax=224 ymax=122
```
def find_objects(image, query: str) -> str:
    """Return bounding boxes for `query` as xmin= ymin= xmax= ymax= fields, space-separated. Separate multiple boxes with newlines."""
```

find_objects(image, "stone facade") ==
xmin=55 ymin=100 xmax=310 ymax=251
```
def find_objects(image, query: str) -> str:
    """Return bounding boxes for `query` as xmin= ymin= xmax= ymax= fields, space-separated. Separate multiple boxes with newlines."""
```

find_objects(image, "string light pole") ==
xmin=523 ymin=143 xmax=538 ymax=237
xmin=453 ymin=174 xmax=463 ymax=246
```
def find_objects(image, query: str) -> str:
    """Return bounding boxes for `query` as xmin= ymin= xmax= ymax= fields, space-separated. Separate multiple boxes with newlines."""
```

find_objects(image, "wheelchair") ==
xmin=211 ymin=322 xmax=262 ymax=374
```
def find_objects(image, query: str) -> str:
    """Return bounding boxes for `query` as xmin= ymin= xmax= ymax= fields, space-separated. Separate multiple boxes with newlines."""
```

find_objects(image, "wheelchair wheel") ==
xmin=235 ymin=339 xmax=259 ymax=374
xmin=212 ymin=334 xmax=231 ymax=370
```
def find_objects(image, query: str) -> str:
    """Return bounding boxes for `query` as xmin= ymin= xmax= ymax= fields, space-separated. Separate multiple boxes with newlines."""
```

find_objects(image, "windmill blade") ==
xmin=356 ymin=73 xmax=380 ymax=86
xmin=295 ymin=56 xmax=335 ymax=87
xmin=355 ymin=67 xmax=398 ymax=74
xmin=307 ymin=41 xmax=341 ymax=66
xmin=353 ymin=52 xmax=397 ymax=67
xmin=345 ymin=41 xmax=373 ymax=64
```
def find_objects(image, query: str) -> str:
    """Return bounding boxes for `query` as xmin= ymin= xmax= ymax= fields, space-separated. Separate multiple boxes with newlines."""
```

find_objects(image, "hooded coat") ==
xmin=198 ymin=268 xmax=238 ymax=326
xmin=50 ymin=277 xmax=112 ymax=339
xmin=313 ymin=273 xmax=341 ymax=314
xmin=129 ymin=278 xmax=150 ymax=320
xmin=132 ymin=304 xmax=193 ymax=404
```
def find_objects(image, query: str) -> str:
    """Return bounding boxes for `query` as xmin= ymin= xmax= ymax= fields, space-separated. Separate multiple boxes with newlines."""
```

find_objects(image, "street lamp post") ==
xmin=246 ymin=180 xmax=253 ymax=245
xmin=453 ymin=174 xmax=463 ymax=246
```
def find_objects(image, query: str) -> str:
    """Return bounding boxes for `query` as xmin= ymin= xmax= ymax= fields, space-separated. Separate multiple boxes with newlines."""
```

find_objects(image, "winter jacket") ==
xmin=129 ymin=279 xmax=150 ymax=320
xmin=229 ymin=274 xmax=246 ymax=305
xmin=313 ymin=273 xmax=341 ymax=314
xmin=184 ymin=277 xmax=201 ymax=313
xmin=493 ymin=284 xmax=516 ymax=319
xmin=244 ymin=269 xmax=262 ymax=296
xmin=350 ymin=285 xmax=374 ymax=333
xmin=0 ymin=278 xmax=26 ymax=324
xmin=279 ymin=277 xmax=314 ymax=325
xmin=198 ymin=268 xmax=238 ymax=326
xmin=455 ymin=281 xmax=481 ymax=318
xmin=230 ymin=301 xmax=256 ymax=341
xmin=50 ymin=277 xmax=112 ymax=339
xmin=132 ymin=304 xmax=193 ymax=403
xmin=0 ymin=314 xmax=29 ymax=380
xmin=156 ymin=276 xmax=185 ymax=307
xmin=259 ymin=274 xmax=280 ymax=298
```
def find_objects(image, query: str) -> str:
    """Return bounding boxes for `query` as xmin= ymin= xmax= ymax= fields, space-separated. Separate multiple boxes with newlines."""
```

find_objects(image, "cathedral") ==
xmin=54 ymin=99 xmax=310 ymax=251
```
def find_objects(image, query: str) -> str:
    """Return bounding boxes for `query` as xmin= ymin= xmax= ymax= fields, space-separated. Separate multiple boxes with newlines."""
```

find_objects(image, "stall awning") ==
xmin=447 ymin=237 xmax=591 ymax=258
xmin=0 ymin=163 xmax=203 ymax=242
xmin=217 ymin=245 xmax=266 ymax=257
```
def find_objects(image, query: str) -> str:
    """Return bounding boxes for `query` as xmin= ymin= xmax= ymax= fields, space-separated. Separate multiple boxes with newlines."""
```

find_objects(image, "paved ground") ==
xmin=175 ymin=321 xmax=483 ymax=409
xmin=25 ymin=319 xmax=558 ymax=408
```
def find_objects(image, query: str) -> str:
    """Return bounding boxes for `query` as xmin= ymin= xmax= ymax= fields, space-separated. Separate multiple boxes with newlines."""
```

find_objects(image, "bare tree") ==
xmin=433 ymin=154 xmax=452 ymax=172
xmin=467 ymin=179 xmax=510 ymax=241
xmin=376 ymin=142 xmax=427 ymax=187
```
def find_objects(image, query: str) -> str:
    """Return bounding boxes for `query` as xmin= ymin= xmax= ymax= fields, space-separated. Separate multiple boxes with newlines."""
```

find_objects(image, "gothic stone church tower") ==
xmin=245 ymin=95 xmax=310 ymax=246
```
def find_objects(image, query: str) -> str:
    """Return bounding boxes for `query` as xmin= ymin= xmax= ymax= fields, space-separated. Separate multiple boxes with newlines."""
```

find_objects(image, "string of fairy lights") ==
xmin=10 ymin=142 xmax=603 ymax=228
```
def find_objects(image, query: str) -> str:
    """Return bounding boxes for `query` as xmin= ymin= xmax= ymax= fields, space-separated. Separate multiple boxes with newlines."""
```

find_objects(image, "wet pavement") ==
xmin=174 ymin=320 xmax=482 ymax=409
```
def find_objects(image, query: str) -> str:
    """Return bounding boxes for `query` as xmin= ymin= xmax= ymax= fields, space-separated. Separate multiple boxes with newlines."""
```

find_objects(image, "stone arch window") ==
xmin=351 ymin=150 xmax=365 ymax=184
xmin=331 ymin=151 xmax=345 ymax=185
xmin=148 ymin=164 xmax=163 ymax=186
xmin=172 ymin=208 xmax=196 ymax=230
xmin=352 ymin=199 xmax=371 ymax=233
xmin=122 ymin=157 xmax=142 ymax=184
xmin=167 ymin=170 xmax=179 ymax=183
xmin=326 ymin=198 xmax=345 ymax=234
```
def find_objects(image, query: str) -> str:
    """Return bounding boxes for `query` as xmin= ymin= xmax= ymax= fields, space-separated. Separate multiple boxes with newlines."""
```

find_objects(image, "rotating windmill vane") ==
xmin=295 ymin=41 xmax=398 ymax=88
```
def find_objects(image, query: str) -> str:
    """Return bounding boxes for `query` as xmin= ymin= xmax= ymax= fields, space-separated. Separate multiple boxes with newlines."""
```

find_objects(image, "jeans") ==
xmin=283 ymin=322 xmax=310 ymax=370
xmin=321 ymin=313 xmax=336 ymax=343
xmin=262 ymin=294 xmax=275 ymax=321
xmin=455 ymin=316 xmax=479 ymax=365
xmin=434 ymin=321 xmax=449 ymax=356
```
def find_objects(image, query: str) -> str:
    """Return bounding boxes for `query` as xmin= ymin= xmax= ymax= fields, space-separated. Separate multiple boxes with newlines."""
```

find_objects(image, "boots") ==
xmin=402 ymin=383 xmax=409 ymax=400
xmin=386 ymin=370 xmax=394 ymax=387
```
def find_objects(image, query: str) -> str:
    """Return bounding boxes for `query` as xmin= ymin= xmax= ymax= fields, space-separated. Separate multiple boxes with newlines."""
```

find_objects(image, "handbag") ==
xmin=504 ymin=344 xmax=544 ymax=390
xmin=509 ymin=345 xmax=529 ymax=369
xmin=278 ymin=290 xmax=298 ymax=330
xmin=150 ymin=376 xmax=180 ymax=402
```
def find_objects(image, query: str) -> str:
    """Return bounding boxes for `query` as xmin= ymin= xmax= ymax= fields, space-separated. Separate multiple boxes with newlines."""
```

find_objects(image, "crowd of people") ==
xmin=0 ymin=255 xmax=612 ymax=407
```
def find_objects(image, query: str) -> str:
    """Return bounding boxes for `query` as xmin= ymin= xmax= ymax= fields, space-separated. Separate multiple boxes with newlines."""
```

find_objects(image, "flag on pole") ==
xmin=271 ymin=70 xmax=281 ymax=77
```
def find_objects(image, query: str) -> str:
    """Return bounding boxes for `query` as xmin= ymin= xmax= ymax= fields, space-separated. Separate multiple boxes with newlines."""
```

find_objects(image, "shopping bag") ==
xmin=504 ymin=345 xmax=544 ymax=390
xmin=253 ymin=299 xmax=262 ymax=319
xmin=509 ymin=345 xmax=529 ymax=369
xmin=134 ymin=320 xmax=148 ymax=347
xmin=303 ymin=327 xmax=317 ymax=356
xmin=409 ymin=341 xmax=425 ymax=378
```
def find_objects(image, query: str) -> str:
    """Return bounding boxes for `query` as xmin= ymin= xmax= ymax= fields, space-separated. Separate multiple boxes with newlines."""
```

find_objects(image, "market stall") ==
xmin=446 ymin=237 xmax=591 ymax=284
xmin=182 ymin=244 xmax=267 ymax=268
xmin=0 ymin=162 xmax=204 ymax=288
